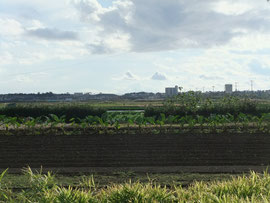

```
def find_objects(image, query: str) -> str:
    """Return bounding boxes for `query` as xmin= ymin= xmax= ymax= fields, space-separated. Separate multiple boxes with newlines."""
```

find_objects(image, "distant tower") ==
xmin=235 ymin=82 xmax=238 ymax=91
xmin=225 ymin=84 xmax=233 ymax=93
xmin=250 ymin=80 xmax=254 ymax=91
xmin=174 ymin=85 xmax=179 ymax=94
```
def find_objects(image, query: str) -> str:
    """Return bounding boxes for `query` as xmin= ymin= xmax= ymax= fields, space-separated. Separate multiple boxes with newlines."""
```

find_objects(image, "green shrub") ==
xmin=145 ymin=95 xmax=262 ymax=117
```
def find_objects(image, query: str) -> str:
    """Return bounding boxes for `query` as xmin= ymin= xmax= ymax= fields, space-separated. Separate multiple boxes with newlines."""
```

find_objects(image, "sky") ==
xmin=1 ymin=0 xmax=270 ymax=94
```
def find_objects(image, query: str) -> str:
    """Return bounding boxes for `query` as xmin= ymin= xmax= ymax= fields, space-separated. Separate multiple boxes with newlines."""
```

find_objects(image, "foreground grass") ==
xmin=1 ymin=171 xmax=236 ymax=190
xmin=1 ymin=168 xmax=270 ymax=202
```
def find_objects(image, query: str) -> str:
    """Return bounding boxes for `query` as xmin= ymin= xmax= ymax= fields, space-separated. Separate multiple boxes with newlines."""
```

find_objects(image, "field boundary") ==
xmin=2 ymin=166 xmax=270 ymax=174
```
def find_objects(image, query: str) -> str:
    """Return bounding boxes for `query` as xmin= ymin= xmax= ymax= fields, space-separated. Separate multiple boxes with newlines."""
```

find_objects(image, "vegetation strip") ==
xmin=1 ymin=111 xmax=270 ymax=135
xmin=1 ymin=95 xmax=270 ymax=135
xmin=1 ymin=168 xmax=270 ymax=202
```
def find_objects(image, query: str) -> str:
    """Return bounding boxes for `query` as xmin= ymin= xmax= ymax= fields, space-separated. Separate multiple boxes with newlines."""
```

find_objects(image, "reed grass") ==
xmin=1 ymin=168 xmax=270 ymax=202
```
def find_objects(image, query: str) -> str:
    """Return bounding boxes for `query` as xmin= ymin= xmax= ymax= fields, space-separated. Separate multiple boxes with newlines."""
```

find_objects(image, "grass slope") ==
xmin=1 ymin=168 xmax=270 ymax=202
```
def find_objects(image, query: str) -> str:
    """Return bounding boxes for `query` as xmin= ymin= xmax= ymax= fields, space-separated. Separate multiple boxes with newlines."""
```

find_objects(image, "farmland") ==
xmin=2 ymin=94 xmax=270 ymax=201
xmin=1 ymin=94 xmax=270 ymax=135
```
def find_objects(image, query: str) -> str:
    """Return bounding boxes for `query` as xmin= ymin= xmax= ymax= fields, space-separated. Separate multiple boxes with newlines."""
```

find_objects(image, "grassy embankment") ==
xmin=1 ymin=168 xmax=270 ymax=202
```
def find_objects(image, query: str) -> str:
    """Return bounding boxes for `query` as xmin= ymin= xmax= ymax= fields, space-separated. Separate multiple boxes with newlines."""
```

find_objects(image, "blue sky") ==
xmin=1 ymin=0 xmax=270 ymax=94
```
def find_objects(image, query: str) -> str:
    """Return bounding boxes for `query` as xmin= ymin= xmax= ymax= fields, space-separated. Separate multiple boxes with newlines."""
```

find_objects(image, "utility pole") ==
xmin=212 ymin=86 xmax=215 ymax=92
xmin=250 ymin=80 xmax=253 ymax=91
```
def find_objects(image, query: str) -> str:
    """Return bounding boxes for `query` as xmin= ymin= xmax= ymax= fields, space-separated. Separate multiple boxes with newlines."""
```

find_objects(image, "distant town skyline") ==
xmin=1 ymin=0 xmax=270 ymax=94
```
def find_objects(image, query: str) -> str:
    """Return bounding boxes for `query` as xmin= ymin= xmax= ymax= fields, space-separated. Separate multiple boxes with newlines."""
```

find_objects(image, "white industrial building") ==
xmin=225 ymin=84 xmax=233 ymax=93
xmin=165 ymin=85 xmax=179 ymax=96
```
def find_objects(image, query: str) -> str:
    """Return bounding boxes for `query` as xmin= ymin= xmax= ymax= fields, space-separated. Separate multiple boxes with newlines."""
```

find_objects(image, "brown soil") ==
xmin=1 ymin=133 xmax=270 ymax=173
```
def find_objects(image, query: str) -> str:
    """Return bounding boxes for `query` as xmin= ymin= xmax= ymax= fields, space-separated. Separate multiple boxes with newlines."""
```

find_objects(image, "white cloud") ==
xmin=124 ymin=71 xmax=137 ymax=80
xmin=112 ymin=71 xmax=140 ymax=81
xmin=27 ymin=20 xmax=45 ymax=30
xmin=86 ymin=31 xmax=130 ymax=54
xmin=213 ymin=1 xmax=253 ymax=16
xmin=73 ymin=0 xmax=104 ymax=21
xmin=0 ymin=18 xmax=24 ymax=36
xmin=151 ymin=72 xmax=167 ymax=81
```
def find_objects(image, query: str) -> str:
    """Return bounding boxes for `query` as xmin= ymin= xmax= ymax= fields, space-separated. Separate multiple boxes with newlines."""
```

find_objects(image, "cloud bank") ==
xmin=73 ymin=0 xmax=270 ymax=53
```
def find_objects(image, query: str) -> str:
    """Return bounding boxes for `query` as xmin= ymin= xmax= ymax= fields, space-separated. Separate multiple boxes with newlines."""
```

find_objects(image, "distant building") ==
xmin=165 ymin=85 xmax=179 ymax=96
xmin=74 ymin=92 xmax=83 ymax=96
xmin=225 ymin=84 xmax=233 ymax=93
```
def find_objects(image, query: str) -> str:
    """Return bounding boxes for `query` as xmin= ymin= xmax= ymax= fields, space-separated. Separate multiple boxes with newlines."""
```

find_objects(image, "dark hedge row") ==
xmin=0 ymin=105 xmax=106 ymax=119
xmin=144 ymin=103 xmax=270 ymax=117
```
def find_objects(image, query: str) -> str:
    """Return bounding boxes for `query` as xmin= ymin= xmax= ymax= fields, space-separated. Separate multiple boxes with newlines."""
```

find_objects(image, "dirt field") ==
xmin=1 ymin=133 xmax=270 ymax=174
